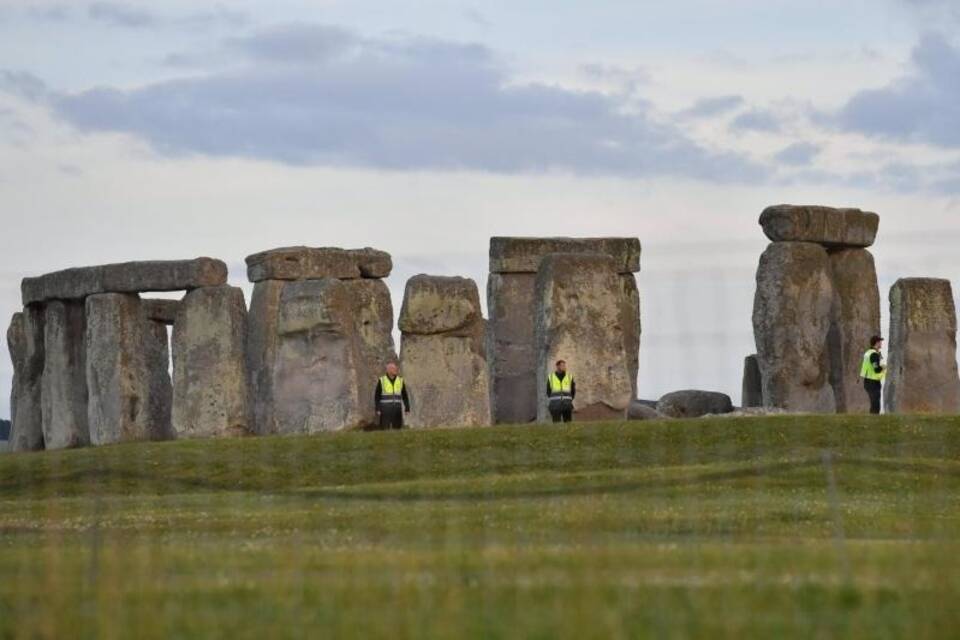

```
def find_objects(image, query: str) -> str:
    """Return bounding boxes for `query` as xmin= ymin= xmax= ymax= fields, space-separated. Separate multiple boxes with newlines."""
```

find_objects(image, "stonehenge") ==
xmin=245 ymin=247 xmax=396 ymax=434
xmin=4 ymin=257 xmax=238 ymax=450
xmin=399 ymin=275 xmax=491 ymax=428
xmin=8 ymin=216 xmax=958 ymax=452
xmin=752 ymin=205 xmax=881 ymax=413
xmin=534 ymin=254 xmax=633 ymax=422
xmin=488 ymin=237 xmax=641 ymax=424
xmin=884 ymin=279 xmax=960 ymax=414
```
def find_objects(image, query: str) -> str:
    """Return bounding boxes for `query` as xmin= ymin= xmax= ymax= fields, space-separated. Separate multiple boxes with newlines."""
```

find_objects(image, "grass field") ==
xmin=0 ymin=415 xmax=958 ymax=639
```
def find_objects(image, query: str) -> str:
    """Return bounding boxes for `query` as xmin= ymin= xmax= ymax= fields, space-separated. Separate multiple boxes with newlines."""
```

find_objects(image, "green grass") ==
xmin=0 ymin=415 xmax=958 ymax=639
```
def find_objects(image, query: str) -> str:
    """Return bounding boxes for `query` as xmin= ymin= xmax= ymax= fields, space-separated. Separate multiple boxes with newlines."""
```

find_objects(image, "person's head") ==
xmin=385 ymin=362 xmax=399 ymax=377
xmin=870 ymin=335 xmax=884 ymax=350
xmin=555 ymin=359 xmax=566 ymax=373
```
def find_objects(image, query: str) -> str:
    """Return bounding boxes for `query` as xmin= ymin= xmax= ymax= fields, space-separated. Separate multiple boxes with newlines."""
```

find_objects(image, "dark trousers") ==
xmin=549 ymin=402 xmax=573 ymax=423
xmin=378 ymin=405 xmax=404 ymax=430
xmin=864 ymin=379 xmax=882 ymax=415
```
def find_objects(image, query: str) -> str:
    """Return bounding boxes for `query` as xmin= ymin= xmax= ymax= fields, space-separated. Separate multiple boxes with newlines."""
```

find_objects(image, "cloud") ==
xmin=87 ymin=2 xmax=156 ymax=28
xmin=729 ymin=108 xmax=781 ymax=133
xmin=679 ymin=95 xmax=743 ymax=119
xmin=833 ymin=33 xmax=960 ymax=147
xmin=16 ymin=24 xmax=764 ymax=182
xmin=462 ymin=7 xmax=490 ymax=27
xmin=773 ymin=142 xmax=820 ymax=166
xmin=23 ymin=2 xmax=246 ymax=30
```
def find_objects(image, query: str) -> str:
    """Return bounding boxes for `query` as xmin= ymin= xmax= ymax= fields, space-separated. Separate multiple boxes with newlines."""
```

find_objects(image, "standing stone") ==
xmin=619 ymin=274 xmax=641 ymax=396
xmin=246 ymin=279 xmax=286 ymax=435
xmin=7 ymin=307 xmax=45 ymax=451
xmin=827 ymin=249 xmax=881 ymax=413
xmin=487 ymin=272 xmax=538 ymax=423
xmin=272 ymin=278 xmax=364 ymax=433
xmin=141 ymin=299 xmax=180 ymax=325
xmin=85 ymin=293 xmax=157 ymax=445
xmin=884 ymin=278 xmax=960 ymax=414
xmin=343 ymin=279 xmax=398 ymax=427
xmin=742 ymin=355 xmax=763 ymax=408
xmin=144 ymin=319 xmax=173 ymax=439
xmin=399 ymin=275 xmax=491 ymax=428
xmin=753 ymin=242 xmax=836 ymax=413
xmin=42 ymin=300 xmax=90 ymax=449
xmin=535 ymin=254 xmax=632 ymax=422
xmin=172 ymin=285 xmax=251 ymax=438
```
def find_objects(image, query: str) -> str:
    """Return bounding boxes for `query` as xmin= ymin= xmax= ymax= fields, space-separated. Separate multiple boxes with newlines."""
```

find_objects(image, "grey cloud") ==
xmin=226 ymin=25 xmax=364 ymax=64
xmin=774 ymin=142 xmax=820 ymax=166
xmin=833 ymin=33 xmax=960 ymax=147
xmin=463 ymin=8 xmax=491 ymax=27
xmin=729 ymin=109 xmax=781 ymax=133
xmin=25 ymin=24 xmax=765 ymax=182
xmin=88 ymin=2 xmax=156 ymax=28
xmin=679 ymin=95 xmax=743 ymax=119
xmin=26 ymin=2 xmax=245 ymax=30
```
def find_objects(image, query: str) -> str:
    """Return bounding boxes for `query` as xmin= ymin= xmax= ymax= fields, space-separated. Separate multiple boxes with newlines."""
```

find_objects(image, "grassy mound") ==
xmin=1 ymin=415 xmax=958 ymax=638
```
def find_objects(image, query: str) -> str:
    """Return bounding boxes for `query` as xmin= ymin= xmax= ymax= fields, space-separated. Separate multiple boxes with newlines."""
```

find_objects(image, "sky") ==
xmin=1 ymin=0 xmax=959 ymax=418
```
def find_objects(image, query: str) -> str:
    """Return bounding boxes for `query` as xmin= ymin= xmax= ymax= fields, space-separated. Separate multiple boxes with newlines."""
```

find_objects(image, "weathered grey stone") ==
xmin=342 ymin=279 xmax=397 ymax=428
xmin=487 ymin=272 xmax=538 ymax=424
xmin=85 ymin=293 xmax=158 ymax=445
xmin=399 ymin=276 xmax=491 ymax=428
xmin=759 ymin=205 xmax=879 ymax=248
xmin=490 ymin=237 xmax=641 ymax=274
xmin=246 ymin=280 xmax=285 ymax=435
xmin=246 ymin=247 xmax=361 ymax=282
xmin=884 ymin=278 xmax=960 ymax=414
xmin=535 ymin=254 xmax=632 ymax=422
xmin=22 ymin=258 xmax=227 ymax=305
xmin=41 ymin=300 xmax=89 ymax=449
xmin=271 ymin=279 xmax=364 ymax=433
xmin=144 ymin=319 xmax=173 ymax=440
xmin=350 ymin=248 xmax=393 ymax=278
xmin=399 ymin=275 xmax=482 ymax=335
xmin=7 ymin=307 xmax=44 ymax=451
xmin=827 ymin=249 xmax=881 ymax=413
xmin=656 ymin=390 xmax=734 ymax=418
xmin=741 ymin=354 xmax=763 ymax=409
xmin=141 ymin=299 xmax=180 ymax=325
xmin=619 ymin=274 xmax=641 ymax=395
xmin=172 ymin=286 xmax=251 ymax=438
xmin=753 ymin=242 xmax=836 ymax=412
xmin=246 ymin=278 xmax=395 ymax=434
xmin=626 ymin=400 xmax=663 ymax=420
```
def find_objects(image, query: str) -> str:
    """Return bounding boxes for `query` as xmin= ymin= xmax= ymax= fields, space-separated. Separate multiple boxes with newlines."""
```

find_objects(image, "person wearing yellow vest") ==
xmin=860 ymin=335 xmax=885 ymax=415
xmin=375 ymin=362 xmax=411 ymax=429
xmin=546 ymin=359 xmax=576 ymax=423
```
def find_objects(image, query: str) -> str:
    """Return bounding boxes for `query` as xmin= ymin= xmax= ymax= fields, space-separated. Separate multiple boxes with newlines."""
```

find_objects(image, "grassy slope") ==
xmin=0 ymin=415 xmax=958 ymax=639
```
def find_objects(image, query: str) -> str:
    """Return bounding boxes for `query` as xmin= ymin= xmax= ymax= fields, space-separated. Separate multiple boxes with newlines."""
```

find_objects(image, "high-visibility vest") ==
xmin=548 ymin=372 xmax=573 ymax=402
xmin=379 ymin=375 xmax=404 ymax=404
xmin=860 ymin=349 xmax=884 ymax=382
